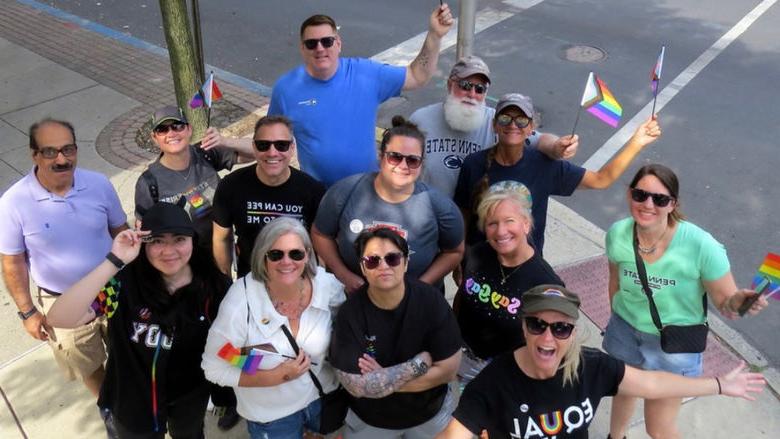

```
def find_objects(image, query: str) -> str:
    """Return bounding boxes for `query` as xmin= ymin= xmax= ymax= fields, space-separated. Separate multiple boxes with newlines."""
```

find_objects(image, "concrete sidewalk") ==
xmin=0 ymin=0 xmax=778 ymax=437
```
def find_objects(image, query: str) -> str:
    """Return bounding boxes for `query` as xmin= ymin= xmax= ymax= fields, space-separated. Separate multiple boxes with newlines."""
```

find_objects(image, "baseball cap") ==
xmin=151 ymin=106 xmax=187 ymax=130
xmin=450 ymin=55 xmax=491 ymax=84
xmin=141 ymin=201 xmax=194 ymax=237
xmin=495 ymin=93 xmax=534 ymax=119
xmin=521 ymin=285 xmax=581 ymax=319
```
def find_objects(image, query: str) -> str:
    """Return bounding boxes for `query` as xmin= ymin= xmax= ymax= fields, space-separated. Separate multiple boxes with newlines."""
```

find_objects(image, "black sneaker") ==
xmin=217 ymin=406 xmax=241 ymax=431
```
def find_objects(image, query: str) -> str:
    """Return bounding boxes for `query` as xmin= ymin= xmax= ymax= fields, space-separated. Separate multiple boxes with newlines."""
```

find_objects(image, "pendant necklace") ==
xmin=637 ymin=225 xmax=669 ymax=254
xmin=499 ymin=264 xmax=522 ymax=285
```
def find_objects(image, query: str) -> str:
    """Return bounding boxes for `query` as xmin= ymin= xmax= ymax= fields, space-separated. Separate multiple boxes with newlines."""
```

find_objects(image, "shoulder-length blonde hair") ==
xmin=250 ymin=217 xmax=317 ymax=283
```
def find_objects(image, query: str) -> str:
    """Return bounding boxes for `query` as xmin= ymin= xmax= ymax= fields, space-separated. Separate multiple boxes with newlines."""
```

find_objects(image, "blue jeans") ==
xmin=246 ymin=398 xmax=321 ymax=439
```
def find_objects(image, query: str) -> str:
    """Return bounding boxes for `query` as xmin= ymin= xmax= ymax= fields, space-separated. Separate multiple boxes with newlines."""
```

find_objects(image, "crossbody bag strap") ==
xmin=280 ymin=324 xmax=325 ymax=397
xmin=633 ymin=225 xmax=665 ymax=332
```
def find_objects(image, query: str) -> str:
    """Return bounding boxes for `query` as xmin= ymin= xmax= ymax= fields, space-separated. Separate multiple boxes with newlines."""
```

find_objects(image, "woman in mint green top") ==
xmin=604 ymin=164 xmax=769 ymax=439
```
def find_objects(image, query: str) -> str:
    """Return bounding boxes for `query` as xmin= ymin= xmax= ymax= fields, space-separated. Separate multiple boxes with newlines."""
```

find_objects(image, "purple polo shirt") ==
xmin=0 ymin=168 xmax=127 ymax=293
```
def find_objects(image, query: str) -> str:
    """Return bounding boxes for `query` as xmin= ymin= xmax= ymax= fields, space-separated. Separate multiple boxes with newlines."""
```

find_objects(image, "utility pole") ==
xmin=456 ymin=0 xmax=477 ymax=60
xmin=159 ymin=0 xmax=207 ymax=141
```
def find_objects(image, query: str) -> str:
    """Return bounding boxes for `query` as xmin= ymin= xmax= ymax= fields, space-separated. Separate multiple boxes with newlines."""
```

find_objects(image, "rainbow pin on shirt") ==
xmin=217 ymin=342 xmax=263 ymax=374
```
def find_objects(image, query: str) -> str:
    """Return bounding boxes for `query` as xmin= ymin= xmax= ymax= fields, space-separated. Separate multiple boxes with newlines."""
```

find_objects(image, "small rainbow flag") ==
xmin=190 ymin=72 xmax=223 ymax=109
xmin=579 ymin=72 xmax=622 ymax=128
xmin=650 ymin=46 xmax=665 ymax=93
xmin=217 ymin=342 xmax=263 ymax=374
xmin=753 ymin=253 xmax=780 ymax=300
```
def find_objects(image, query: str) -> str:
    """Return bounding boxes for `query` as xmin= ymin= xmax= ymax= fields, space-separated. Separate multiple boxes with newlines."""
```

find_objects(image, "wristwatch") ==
xmin=17 ymin=307 xmax=38 ymax=320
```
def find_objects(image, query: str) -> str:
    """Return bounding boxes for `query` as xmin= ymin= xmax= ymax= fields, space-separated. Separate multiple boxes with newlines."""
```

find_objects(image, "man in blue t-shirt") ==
xmin=203 ymin=4 xmax=454 ymax=186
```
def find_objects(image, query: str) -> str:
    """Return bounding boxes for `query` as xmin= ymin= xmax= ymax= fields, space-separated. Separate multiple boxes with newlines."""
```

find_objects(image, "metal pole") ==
xmin=190 ymin=0 xmax=205 ymax=83
xmin=456 ymin=0 xmax=477 ymax=59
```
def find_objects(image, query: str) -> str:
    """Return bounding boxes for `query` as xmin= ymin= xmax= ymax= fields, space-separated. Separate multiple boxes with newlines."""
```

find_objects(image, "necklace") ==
xmin=637 ymin=225 xmax=670 ymax=254
xmin=269 ymin=279 xmax=307 ymax=321
xmin=499 ymin=264 xmax=522 ymax=285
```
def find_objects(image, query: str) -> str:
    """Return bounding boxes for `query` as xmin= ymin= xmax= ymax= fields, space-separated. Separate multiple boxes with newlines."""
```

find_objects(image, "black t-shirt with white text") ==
xmin=453 ymin=348 xmax=625 ymax=439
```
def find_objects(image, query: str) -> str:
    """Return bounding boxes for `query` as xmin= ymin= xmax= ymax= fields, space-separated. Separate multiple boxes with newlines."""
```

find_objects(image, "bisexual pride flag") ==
xmin=753 ymin=252 xmax=780 ymax=300
xmin=579 ymin=72 xmax=623 ymax=128
xmin=190 ymin=72 xmax=223 ymax=108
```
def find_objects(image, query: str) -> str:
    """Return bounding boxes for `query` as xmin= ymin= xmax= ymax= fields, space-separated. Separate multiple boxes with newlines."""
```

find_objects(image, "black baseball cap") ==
xmin=141 ymin=201 xmax=194 ymax=237
xmin=151 ymin=106 xmax=187 ymax=130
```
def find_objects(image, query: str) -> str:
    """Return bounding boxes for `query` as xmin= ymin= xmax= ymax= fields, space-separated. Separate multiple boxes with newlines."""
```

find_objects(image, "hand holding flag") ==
xmin=190 ymin=71 xmax=223 ymax=109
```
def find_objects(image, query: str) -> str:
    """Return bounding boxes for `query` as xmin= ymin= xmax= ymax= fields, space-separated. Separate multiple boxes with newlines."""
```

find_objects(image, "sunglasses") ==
xmin=457 ymin=79 xmax=488 ymax=95
xmin=524 ymin=316 xmax=575 ymax=340
xmin=303 ymin=36 xmax=337 ymax=50
xmin=153 ymin=122 xmax=187 ymax=135
xmin=496 ymin=114 xmax=531 ymax=129
xmin=384 ymin=151 xmax=423 ymax=169
xmin=361 ymin=252 xmax=404 ymax=270
xmin=254 ymin=139 xmax=293 ymax=152
xmin=630 ymin=188 xmax=674 ymax=207
xmin=266 ymin=249 xmax=306 ymax=262
xmin=35 ymin=144 xmax=78 ymax=159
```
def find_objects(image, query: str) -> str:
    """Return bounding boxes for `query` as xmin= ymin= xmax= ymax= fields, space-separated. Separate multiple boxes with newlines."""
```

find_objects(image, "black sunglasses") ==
xmin=524 ymin=316 xmax=575 ymax=340
xmin=303 ymin=36 xmax=337 ymax=50
xmin=457 ymin=79 xmax=488 ymax=95
xmin=496 ymin=114 xmax=531 ymax=129
xmin=36 ymin=144 xmax=78 ymax=159
xmin=153 ymin=122 xmax=187 ymax=135
xmin=630 ymin=188 xmax=674 ymax=207
xmin=266 ymin=249 xmax=306 ymax=262
xmin=254 ymin=140 xmax=293 ymax=152
xmin=361 ymin=252 xmax=404 ymax=270
xmin=384 ymin=151 xmax=423 ymax=169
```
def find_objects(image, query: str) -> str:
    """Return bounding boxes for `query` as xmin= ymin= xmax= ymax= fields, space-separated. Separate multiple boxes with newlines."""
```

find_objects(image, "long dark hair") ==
xmin=629 ymin=164 xmax=685 ymax=222
xmin=128 ymin=235 xmax=228 ymax=335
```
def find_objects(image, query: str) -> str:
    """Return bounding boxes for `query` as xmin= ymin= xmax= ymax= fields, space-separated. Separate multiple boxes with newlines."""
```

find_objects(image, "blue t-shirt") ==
xmin=268 ymin=58 xmax=406 ymax=186
xmin=454 ymin=145 xmax=586 ymax=252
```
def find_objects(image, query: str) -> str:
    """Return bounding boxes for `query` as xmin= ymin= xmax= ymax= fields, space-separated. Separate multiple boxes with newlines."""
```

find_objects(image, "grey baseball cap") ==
xmin=495 ymin=93 xmax=534 ymax=119
xmin=151 ymin=105 xmax=187 ymax=130
xmin=521 ymin=285 xmax=581 ymax=319
xmin=450 ymin=55 xmax=491 ymax=84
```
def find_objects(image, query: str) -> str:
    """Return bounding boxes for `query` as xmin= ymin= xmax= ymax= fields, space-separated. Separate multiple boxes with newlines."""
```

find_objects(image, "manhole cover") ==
xmin=560 ymin=45 xmax=607 ymax=63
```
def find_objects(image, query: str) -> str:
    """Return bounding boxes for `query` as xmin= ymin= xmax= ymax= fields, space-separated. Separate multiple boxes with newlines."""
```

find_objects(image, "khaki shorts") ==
xmin=38 ymin=292 xmax=108 ymax=381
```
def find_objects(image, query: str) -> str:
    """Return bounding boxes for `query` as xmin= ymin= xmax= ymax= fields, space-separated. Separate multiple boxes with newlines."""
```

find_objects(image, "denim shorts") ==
xmin=246 ymin=398 xmax=321 ymax=439
xmin=603 ymin=312 xmax=703 ymax=376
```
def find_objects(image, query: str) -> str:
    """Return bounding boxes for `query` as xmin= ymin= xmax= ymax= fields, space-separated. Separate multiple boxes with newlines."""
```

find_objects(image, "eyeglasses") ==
xmin=361 ymin=252 xmax=404 ymax=270
xmin=153 ymin=122 xmax=187 ymax=135
xmin=457 ymin=79 xmax=488 ymax=95
xmin=496 ymin=114 xmax=531 ymax=129
xmin=266 ymin=249 xmax=306 ymax=262
xmin=303 ymin=36 xmax=337 ymax=50
xmin=630 ymin=188 xmax=674 ymax=207
xmin=254 ymin=139 xmax=293 ymax=152
xmin=524 ymin=316 xmax=575 ymax=340
xmin=384 ymin=151 xmax=423 ymax=169
xmin=35 ymin=144 xmax=78 ymax=159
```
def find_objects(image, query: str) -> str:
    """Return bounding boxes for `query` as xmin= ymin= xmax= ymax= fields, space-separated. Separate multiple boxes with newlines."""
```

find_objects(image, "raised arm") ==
xmin=336 ymin=352 xmax=432 ymax=398
xmin=403 ymin=4 xmax=454 ymax=91
xmin=200 ymin=127 xmax=255 ymax=162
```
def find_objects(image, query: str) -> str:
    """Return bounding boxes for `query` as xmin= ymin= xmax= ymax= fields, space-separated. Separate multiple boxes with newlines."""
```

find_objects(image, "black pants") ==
xmin=106 ymin=386 xmax=209 ymax=439
xmin=210 ymin=382 xmax=237 ymax=408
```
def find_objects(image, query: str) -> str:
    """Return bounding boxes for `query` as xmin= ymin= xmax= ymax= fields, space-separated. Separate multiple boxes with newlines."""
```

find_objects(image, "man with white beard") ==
xmin=410 ymin=56 xmax=578 ymax=197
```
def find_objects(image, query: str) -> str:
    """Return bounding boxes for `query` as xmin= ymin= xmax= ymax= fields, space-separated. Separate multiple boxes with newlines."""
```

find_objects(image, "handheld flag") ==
xmin=189 ymin=72 xmax=223 ymax=109
xmin=650 ymin=46 xmax=665 ymax=93
xmin=753 ymin=253 xmax=780 ymax=301
xmin=217 ymin=342 xmax=264 ymax=374
xmin=579 ymin=72 xmax=623 ymax=128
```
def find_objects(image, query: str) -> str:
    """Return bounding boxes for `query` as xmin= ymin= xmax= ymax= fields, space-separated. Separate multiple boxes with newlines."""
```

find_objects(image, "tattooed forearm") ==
xmin=336 ymin=359 xmax=423 ymax=399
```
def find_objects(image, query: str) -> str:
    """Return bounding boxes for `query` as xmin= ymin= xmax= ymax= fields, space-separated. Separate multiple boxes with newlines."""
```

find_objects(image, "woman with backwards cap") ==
xmin=48 ymin=201 xmax=231 ymax=439
xmin=437 ymin=285 xmax=766 ymax=439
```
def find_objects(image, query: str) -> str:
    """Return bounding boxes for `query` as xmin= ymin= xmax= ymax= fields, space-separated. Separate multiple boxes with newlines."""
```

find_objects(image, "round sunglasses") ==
xmin=384 ymin=151 xmax=423 ymax=169
xmin=266 ymin=249 xmax=306 ymax=262
xmin=496 ymin=114 xmax=531 ymax=129
xmin=35 ymin=144 xmax=78 ymax=159
xmin=153 ymin=122 xmax=187 ymax=135
xmin=303 ymin=36 xmax=337 ymax=50
xmin=361 ymin=252 xmax=404 ymax=270
xmin=524 ymin=316 xmax=575 ymax=340
xmin=254 ymin=139 xmax=292 ymax=153
xmin=630 ymin=188 xmax=674 ymax=207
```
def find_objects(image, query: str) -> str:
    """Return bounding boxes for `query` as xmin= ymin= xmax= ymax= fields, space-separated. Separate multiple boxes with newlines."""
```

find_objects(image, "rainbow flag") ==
xmin=579 ymin=72 xmax=622 ymax=128
xmin=753 ymin=252 xmax=780 ymax=300
xmin=217 ymin=342 xmax=264 ymax=374
xmin=190 ymin=72 xmax=223 ymax=108
xmin=650 ymin=46 xmax=665 ymax=93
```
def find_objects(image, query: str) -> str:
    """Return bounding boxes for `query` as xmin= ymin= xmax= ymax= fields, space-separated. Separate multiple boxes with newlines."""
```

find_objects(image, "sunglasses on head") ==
xmin=266 ymin=249 xmax=306 ymax=262
xmin=524 ymin=316 xmax=575 ymax=340
xmin=153 ymin=122 xmax=187 ymax=135
xmin=496 ymin=114 xmax=531 ymax=129
xmin=303 ymin=36 xmax=337 ymax=50
xmin=254 ymin=139 xmax=293 ymax=152
xmin=457 ymin=79 xmax=488 ymax=95
xmin=36 ymin=144 xmax=78 ymax=159
xmin=384 ymin=151 xmax=423 ymax=169
xmin=630 ymin=188 xmax=674 ymax=207
xmin=361 ymin=252 xmax=404 ymax=270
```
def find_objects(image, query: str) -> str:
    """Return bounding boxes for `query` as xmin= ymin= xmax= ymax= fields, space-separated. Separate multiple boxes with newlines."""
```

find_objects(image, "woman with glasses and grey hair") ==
xmin=454 ymin=181 xmax=564 ymax=384
xmin=202 ymin=216 xmax=346 ymax=438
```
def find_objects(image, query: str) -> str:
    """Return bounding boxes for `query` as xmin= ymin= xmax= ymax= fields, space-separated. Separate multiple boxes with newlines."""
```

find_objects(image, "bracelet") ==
xmin=715 ymin=377 xmax=722 ymax=394
xmin=105 ymin=252 xmax=125 ymax=270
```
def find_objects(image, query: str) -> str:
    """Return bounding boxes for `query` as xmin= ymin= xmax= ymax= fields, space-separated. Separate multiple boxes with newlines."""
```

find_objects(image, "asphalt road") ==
xmin=40 ymin=0 xmax=780 ymax=365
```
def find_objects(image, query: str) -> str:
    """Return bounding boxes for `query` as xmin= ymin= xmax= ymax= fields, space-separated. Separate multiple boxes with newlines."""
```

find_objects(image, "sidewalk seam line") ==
xmin=0 ymin=83 xmax=100 ymax=118
xmin=0 ymin=343 xmax=46 ymax=371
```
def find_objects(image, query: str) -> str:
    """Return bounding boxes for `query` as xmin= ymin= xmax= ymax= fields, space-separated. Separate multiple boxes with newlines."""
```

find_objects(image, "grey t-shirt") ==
xmin=314 ymin=173 xmax=464 ymax=279
xmin=134 ymin=144 xmax=236 ymax=245
xmin=410 ymin=103 xmax=539 ymax=197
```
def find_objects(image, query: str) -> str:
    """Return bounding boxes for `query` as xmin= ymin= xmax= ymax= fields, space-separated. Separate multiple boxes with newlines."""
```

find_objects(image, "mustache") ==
xmin=51 ymin=163 xmax=73 ymax=172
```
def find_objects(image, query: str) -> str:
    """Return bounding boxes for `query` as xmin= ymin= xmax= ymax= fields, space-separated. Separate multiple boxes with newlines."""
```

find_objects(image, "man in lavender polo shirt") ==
xmin=0 ymin=119 xmax=127 ymax=398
